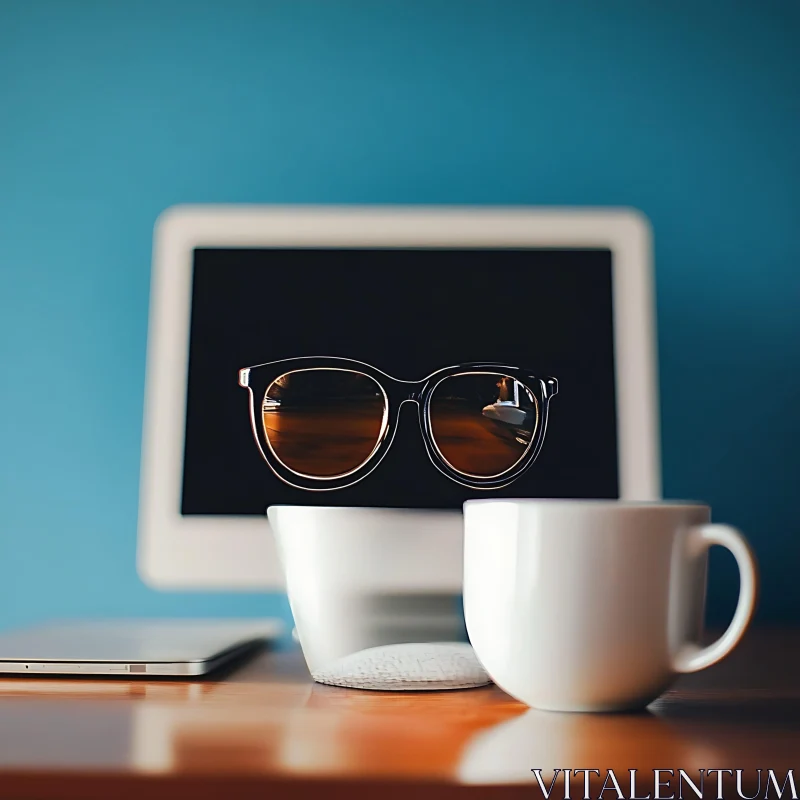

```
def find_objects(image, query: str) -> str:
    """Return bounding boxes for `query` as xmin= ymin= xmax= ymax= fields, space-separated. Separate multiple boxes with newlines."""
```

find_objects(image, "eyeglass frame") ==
xmin=238 ymin=356 xmax=558 ymax=491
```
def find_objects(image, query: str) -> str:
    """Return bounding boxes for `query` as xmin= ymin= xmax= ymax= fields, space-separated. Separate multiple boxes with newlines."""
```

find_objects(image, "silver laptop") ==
xmin=0 ymin=619 xmax=283 ymax=676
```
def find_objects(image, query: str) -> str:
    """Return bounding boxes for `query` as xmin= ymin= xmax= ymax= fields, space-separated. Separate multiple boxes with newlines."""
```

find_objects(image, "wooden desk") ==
xmin=0 ymin=630 xmax=796 ymax=799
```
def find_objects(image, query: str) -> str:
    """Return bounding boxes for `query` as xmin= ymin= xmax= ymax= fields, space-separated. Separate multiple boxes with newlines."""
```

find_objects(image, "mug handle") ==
xmin=673 ymin=524 xmax=759 ymax=674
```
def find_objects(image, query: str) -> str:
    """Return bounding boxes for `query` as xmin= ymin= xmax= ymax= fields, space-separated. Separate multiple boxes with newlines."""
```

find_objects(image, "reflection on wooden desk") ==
xmin=0 ymin=631 xmax=799 ymax=798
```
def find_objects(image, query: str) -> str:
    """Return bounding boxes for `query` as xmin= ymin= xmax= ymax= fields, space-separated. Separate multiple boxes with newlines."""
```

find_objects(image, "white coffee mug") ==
xmin=463 ymin=500 xmax=758 ymax=712
xmin=267 ymin=506 xmax=464 ymax=676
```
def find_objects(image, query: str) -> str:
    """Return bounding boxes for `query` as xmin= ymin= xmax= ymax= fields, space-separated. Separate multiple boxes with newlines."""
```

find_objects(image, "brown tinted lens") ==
xmin=429 ymin=373 xmax=537 ymax=477
xmin=262 ymin=369 xmax=386 ymax=478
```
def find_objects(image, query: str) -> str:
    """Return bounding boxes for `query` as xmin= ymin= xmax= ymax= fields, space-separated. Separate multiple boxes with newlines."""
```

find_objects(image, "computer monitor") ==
xmin=138 ymin=206 xmax=660 ymax=589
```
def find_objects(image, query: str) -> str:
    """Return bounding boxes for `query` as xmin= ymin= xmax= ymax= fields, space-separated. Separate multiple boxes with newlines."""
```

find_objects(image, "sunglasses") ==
xmin=238 ymin=357 xmax=558 ymax=491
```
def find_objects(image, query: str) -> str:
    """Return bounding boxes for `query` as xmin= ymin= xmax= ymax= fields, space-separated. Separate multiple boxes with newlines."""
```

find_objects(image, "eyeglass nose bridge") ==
xmin=392 ymin=378 xmax=428 ymax=406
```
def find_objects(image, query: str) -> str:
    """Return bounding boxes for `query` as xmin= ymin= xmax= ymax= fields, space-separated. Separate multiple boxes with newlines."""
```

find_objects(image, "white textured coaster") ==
xmin=311 ymin=642 xmax=492 ymax=691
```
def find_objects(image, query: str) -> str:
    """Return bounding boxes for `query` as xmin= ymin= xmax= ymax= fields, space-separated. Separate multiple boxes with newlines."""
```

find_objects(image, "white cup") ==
xmin=267 ymin=506 xmax=464 ymax=676
xmin=463 ymin=500 xmax=758 ymax=712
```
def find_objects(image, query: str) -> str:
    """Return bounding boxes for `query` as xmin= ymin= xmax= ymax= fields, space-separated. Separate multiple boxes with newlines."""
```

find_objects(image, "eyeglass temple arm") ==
xmin=543 ymin=377 xmax=558 ymax=398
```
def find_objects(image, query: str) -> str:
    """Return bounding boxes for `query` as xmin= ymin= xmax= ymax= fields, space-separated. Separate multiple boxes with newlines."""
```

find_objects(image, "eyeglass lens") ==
xmin=429 ymin=373 xmax=537 ymax=478
xmin=262 ymin=369 xmax=387 ymax=478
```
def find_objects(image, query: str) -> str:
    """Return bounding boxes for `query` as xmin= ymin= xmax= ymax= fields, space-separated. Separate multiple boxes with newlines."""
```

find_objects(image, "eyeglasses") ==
xmin=238 ymin=357 xmax=558 ymax=491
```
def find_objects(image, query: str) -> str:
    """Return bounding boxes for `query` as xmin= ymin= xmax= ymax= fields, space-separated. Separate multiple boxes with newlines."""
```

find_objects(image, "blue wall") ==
xmin=1 ymin=0 xmax=798 ymax=632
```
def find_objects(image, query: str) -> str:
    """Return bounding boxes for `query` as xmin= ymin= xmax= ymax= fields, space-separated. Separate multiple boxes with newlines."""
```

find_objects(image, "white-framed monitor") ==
xmin=138 ymin=205 xmax=660 ymax=590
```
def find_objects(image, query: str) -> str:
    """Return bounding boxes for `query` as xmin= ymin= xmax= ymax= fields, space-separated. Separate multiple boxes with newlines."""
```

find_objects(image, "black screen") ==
xmin=182 ymin=248 xmax=618 ymax=513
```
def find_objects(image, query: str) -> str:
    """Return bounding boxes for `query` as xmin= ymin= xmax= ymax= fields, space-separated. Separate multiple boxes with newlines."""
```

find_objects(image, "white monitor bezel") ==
xmin=138 ymin=205 xmax=661 ymax=589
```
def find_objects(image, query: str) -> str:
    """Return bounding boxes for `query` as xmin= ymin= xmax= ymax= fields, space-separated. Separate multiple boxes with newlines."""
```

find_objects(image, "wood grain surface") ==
xmin=0 ymin=629 xmax=796 ymax=799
